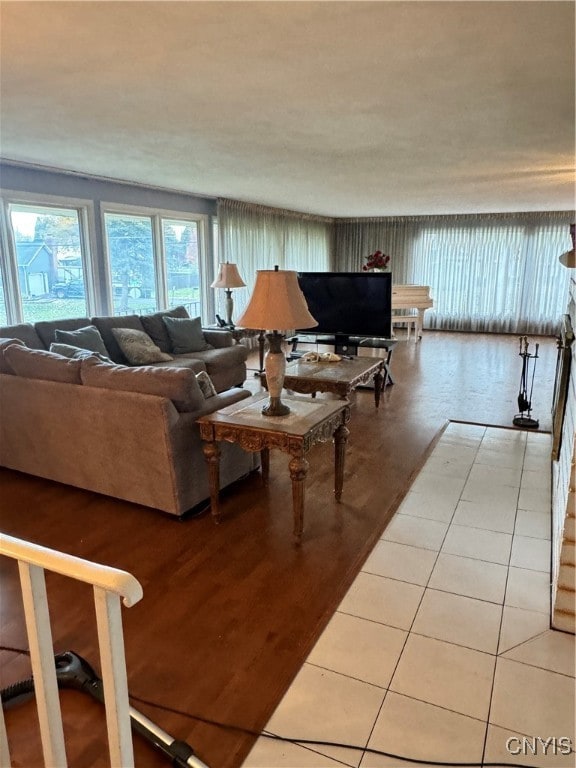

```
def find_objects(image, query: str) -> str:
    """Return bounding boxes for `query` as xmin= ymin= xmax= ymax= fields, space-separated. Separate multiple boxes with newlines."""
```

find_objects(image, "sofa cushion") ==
xmin=35 ymin=317 xmax=92 ymax=348
xmin=180 ymin=343 xmax=248 ymax=369
xmin=148 ymin=357 xmax=206 ymax=373
xmin=112 ymin=328 xmax=173 ymax=365
xmin=202 ymin=328 xmax=235 ymax=349
xmin=49 ymin=342 xmax=111 ymax=362
xmin=0 ymin=337 xmax=25 ymax=373
xmin=140 ymin=305 xmax=189 ymax=353
xmin=54 ymin=325 xmax=110 ymax=357
xmin=195 ymin=371 xmax=217 ymax=398
xmin=163 ymin=316 xmax=214 ymax=354
xmin=90 ymin=315 xmax=146 ymax=364
xmin=4 ymin=344 xmax=82 ymax=384
xmin=0 ymin=323 xmax=45 ymax=350
xmin=81 ymin=356 xmax=205 ymax=412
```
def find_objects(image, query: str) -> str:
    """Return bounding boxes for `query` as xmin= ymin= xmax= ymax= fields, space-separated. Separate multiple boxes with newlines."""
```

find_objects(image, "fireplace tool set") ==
xmin=513 ymin=335 xmax=539 ymax=429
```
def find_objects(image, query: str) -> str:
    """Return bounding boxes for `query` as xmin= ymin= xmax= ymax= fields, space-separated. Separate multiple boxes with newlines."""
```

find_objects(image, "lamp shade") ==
xmin=211 ymin=262 xmax=246 ymax=289
xmin=236 ymin=269 xmax=318 ymax=331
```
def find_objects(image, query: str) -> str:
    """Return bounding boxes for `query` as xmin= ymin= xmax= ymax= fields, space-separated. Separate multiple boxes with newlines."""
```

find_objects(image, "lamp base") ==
xmin=262 ymin=332 xmax=290 ymax=417
xmin=225 ymin=289 xmax=234 ymax=326
xmin=262 ymin=397 xmax=290 ymax=417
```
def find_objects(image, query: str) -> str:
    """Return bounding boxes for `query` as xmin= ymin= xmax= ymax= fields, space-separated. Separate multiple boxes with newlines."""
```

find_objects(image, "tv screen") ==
xmin=296 ymin=272 xmax=392 ymax=338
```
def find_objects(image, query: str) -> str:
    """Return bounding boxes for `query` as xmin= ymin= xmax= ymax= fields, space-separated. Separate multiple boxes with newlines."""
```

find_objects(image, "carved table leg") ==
xmin=202 ymin=441 xmax=221 ymax=523
xmin=261 ymin=447 xmax=270 ymax=485
xmin=334 ymin=422 xmax=349 ymax=502
xmin=289 ymin=455 xmax=309 ymax=542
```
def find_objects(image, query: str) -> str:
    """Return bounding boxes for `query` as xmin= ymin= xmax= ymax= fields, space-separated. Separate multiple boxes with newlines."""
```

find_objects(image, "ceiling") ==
xmin=1 ymin=1 xmax=574 ymax=217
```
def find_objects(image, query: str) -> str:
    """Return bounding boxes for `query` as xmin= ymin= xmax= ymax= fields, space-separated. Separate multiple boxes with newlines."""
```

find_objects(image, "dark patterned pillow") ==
xmin=195 ymin=371 xmax=217 ymax=398
xmin=111 ymin=328 xmax=173 ymax=365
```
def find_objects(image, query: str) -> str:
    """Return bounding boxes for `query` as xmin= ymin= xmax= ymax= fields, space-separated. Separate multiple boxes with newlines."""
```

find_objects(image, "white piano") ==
xmin=391 ymin=285 xmax=434 ymax=341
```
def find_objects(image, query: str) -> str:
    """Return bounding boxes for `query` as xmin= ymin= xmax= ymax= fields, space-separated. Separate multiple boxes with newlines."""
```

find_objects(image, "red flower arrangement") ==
xmin=363 ymin=250 xmax=391 ymax=271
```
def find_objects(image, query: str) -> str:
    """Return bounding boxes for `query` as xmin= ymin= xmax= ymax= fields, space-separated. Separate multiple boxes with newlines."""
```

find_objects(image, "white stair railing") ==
xmin=0 ymin=533 xmax=143 ymax=767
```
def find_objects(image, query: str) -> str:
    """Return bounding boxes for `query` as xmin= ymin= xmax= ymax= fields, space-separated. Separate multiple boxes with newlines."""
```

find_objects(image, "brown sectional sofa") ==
xmin=0 ymin=309 xmax=259 ymax=516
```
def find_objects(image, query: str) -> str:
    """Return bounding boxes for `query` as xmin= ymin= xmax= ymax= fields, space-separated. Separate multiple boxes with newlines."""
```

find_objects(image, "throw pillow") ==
xmin=140 ymin=306 xmax=190 ymax=353
xmin=54 ymin=325 xmax=110 ymax=357
xmin=50 ymin=342 xmax=111 ymax=363
xmin=162 ymin=316 xmax=214 ymax=354
xmin=195 ymin=370 xmax=217 ymax=398
xmin=4 ymin=344 xmax=82 ymax=384
xmin=80 ymin=357 xmax=205 ymax=413
xmin=111 ymin=328 xmax=173 ymax=365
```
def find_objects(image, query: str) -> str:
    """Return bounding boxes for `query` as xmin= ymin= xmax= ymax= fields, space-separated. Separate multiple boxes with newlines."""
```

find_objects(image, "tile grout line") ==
xmin=480 ymin=430 xmax=531 ymax=766
xmin=359 ymin=427 xmax=483 ymax=765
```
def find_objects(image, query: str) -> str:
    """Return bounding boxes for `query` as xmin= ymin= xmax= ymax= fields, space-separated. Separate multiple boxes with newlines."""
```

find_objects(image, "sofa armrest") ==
xmin=190 ymin=386 xmax=251 ymax=419
xmin=202 ymin=329 xmax=234 ymax=348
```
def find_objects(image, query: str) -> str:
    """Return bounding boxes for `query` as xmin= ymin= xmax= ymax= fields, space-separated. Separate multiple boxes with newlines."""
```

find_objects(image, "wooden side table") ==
xmin=211 ymin=325 xmax=267 ymax=374
xmin=197 ymin=393 xmax=350 ymax=542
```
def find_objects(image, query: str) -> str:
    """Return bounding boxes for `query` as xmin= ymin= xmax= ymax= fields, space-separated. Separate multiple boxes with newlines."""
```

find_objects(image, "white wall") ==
xmin=552 ymin=272 xmax=576 ymax=633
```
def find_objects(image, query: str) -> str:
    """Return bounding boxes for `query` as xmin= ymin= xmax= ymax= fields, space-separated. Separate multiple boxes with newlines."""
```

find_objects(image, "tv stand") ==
xmin=334 ymin=334 xmax=358 ymax=356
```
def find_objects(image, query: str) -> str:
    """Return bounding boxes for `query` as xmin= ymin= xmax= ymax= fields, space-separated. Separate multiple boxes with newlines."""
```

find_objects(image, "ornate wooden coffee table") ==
xmin=271 ymin=356 xmax=390 ymax=408
xmin=197 ymin=393 xmax=350 ymax=541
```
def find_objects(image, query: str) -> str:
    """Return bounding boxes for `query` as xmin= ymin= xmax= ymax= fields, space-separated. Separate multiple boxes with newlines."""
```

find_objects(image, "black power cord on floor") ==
xmin=0 ymin=646 xmax=561 ymax=768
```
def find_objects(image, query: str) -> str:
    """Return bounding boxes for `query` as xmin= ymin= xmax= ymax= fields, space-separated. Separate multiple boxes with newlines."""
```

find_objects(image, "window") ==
xmin=1 ymin=183 xmax=212 ymax=327
xmin=103 ymin=207 xmax=207 ymax=319
xmin=7 ymin=202 xmax=90 ymax=323
xmin=412 ymin=221 xmax=570 ymax=334
xmin=104 ymin=212 xmax=155 ymax=316
xmin=163 ymin=219 xmax=201 ymax=318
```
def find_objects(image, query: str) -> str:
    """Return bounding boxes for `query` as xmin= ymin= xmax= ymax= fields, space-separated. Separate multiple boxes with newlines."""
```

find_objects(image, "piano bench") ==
xmin=391 ymin=314 xmax=419 ymax=341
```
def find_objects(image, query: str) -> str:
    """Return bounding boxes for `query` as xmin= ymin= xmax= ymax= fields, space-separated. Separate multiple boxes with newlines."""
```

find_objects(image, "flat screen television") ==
xmin=296 ymin=271 xmax=392 ymax=338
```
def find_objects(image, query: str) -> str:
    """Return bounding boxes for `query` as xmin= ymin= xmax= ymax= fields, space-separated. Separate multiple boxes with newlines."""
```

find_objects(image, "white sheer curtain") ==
xmin=217 ymin=198 xmax=333 ymax=319
xmin=335 ymin=213 xmax=573 ymax=335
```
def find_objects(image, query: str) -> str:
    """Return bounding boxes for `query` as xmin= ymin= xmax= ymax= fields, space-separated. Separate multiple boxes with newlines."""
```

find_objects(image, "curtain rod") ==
xmin=336 ymin=211 xmax=575 ymax=225
xmin=217 ymin=197 xmax=334 ymax=224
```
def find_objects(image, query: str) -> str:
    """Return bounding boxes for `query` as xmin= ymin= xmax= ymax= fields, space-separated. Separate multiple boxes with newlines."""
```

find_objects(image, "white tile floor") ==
xmin=242 ymin=423 xmax=576 ymax=768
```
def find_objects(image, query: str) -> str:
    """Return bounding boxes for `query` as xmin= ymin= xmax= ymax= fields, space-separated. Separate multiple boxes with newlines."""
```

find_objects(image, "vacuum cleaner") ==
xmin=1 ymin=650 xmax=209 ymax=768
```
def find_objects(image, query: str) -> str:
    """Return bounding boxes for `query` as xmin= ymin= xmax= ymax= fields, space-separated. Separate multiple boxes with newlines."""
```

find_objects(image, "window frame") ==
xmin=100 ymin=202 xmax=210 ymax=320
xmin=0 ymin=189 xmax=98 ymax=323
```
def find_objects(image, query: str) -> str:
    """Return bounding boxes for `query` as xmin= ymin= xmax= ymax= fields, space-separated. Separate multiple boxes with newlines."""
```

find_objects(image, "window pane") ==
xmin=0 ymin=268 xmax=7 ymax=325
xmin=9 ymin=204 xmax=87 ymax=323
xmin=104 ymin=213 xmax=156 ymax=316
xmin=163 ymin=219 xmax=201 ymax=318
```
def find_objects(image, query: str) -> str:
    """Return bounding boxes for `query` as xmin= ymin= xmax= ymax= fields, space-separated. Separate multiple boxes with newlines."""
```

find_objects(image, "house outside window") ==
xmin=3 ymin=201 xmax=93 ymax=324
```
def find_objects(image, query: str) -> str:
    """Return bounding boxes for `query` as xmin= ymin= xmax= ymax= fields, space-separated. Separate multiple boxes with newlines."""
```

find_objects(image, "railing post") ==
xmin=93 ymin=587 xmax=135 ymax=768
xmin=0 ymin=693 xmax=11 ymax=768
xmin=18 ymin=562 xmax=68 ymax=767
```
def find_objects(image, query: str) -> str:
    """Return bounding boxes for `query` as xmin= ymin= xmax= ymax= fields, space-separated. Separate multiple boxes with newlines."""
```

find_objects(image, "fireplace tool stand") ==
xmin=513 ymin=335 xmax=539 ymax=429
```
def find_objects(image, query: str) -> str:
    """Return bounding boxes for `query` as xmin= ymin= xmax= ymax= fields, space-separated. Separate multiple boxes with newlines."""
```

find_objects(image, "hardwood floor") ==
xmin=0 ymin=331 xmax=557 ymax=767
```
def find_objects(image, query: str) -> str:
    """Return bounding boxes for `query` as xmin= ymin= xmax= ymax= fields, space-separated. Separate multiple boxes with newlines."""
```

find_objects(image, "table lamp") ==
xmin=210 ymin=262 xmax=246 ymax=326
xmin=236 ymin=267 xmax=317 ymax=416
